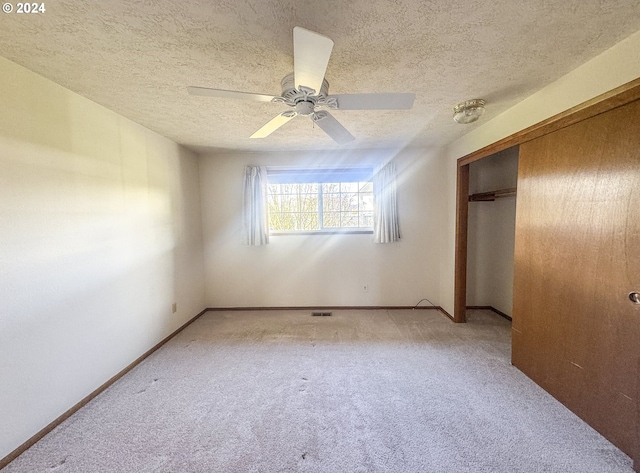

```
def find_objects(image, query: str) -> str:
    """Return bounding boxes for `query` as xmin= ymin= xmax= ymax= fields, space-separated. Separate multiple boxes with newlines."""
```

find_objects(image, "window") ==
xmin=267 ymin=168 xmax=374 ymax=234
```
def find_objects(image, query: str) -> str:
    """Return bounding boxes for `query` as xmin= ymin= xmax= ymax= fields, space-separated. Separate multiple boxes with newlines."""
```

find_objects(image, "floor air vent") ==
xmin=311 ymin=312 xmax=332 ymax=317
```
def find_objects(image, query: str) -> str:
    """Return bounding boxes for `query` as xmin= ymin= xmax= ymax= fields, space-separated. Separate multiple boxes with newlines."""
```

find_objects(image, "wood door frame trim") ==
xmin=454 ymin=163 xmax=469 ymax=322
xmin=453 ymin=77 xmax=640 ymax=323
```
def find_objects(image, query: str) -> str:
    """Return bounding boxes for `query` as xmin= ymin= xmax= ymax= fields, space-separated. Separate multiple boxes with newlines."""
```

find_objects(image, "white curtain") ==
xmin=374 ymin=162 xmax=401 ymax=243
xmin=242 ymin=166 xmax=269 ymax=246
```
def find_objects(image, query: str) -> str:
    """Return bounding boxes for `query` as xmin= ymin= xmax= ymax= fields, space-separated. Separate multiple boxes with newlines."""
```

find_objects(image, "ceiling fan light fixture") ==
xmin=295 ymin=100 xmax=315 ymax=116
xmin=453 ymin=99 xmax=486 ymax=124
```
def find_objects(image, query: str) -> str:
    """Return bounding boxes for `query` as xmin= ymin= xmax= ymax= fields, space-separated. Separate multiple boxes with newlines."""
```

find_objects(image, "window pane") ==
xmin=270 ymin=212 xmax=297 ymax=231
xmin=341 ymin=212 xmax=359 ymax=227
xmin=360 ymin=212 xmax=374 ymax=227
xmin=359 ymin=181 xmax=373 ymax=193
xmin=323 ymin=193 xmax=341 ymax=211
xmin=300 ymin=183 xmax=318 ymax=193
xmin=322 ymin=182 xmax=340 ymax=193
xmin=341 ymin=193 xmax=358 ymax=211
xmin=359 ymin=193 xmax=374 ymax=211
xmin=341 ymin=182 xmax=358 ymax=192
xmin=280 ymin=195 xmax=299 ymax=212
xmin=299 ymin=213 xmax=319 ymax=230
xmin=282 ymin=184 xmax=298 ymax=194
xmin=268 ymin=213 xmax=280 ymax=230
xmin=323 ymin=212 xmax=341 ymax=228
xmin=267 ymin=194 xmax=280 ymax=209
xmin=299 ymin=193 xmax=319 ymax=212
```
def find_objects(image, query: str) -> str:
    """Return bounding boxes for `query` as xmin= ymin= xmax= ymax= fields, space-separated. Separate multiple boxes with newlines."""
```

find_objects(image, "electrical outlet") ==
xmin=172 ymin=302 xmax=177 ymax=313
xmin=363 ymin=284 xmax=368 ymax=292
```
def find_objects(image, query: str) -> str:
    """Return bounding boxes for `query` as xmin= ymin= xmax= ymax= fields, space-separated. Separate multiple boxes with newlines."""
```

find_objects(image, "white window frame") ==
xmin=266 ymin=167 xmax=374 ymax=235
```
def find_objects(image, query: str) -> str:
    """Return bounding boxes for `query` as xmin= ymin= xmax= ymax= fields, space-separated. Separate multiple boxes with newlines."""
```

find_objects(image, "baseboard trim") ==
xmin=0 ymin=308 xmax=209 ymax=471
xmin=205 ymin=305 xmax=441 ymax=311
xmin=466 ymin=305 xmax=512 ymax=321
xmin=438 ymin=307 xmax=455 ymax=321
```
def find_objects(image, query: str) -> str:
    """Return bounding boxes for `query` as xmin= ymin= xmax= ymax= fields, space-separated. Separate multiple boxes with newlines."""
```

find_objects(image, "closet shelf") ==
xmin=469 ymin=187 xmax=517 ymax=202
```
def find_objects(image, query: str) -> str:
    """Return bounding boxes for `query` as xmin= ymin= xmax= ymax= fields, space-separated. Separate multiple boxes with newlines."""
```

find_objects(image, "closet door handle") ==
xmin=629 ymin=292 xmax=640 ymax=304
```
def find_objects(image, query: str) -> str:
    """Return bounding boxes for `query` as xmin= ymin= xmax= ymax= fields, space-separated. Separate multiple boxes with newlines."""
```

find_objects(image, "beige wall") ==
xmin=0 ymin=58 xmax=205 ymax=459
xmin=466 ymin=147 xmax=518 ymax=315
xmin=439 ymin=28 xmax=640 ymax=315
xmin=199 ymin=148 xmax=445 ymax=308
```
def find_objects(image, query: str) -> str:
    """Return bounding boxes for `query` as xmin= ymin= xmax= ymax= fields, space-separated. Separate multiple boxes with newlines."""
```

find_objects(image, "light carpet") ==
xmin=2 ymin=309 xmax=634 ymax=473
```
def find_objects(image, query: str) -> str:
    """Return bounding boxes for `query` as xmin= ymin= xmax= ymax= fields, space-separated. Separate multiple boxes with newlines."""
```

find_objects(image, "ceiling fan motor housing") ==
xmin=274 ymin=73 xmax=338 ymax=114
xmin=280 ymin=72 xmax=329 ymax=99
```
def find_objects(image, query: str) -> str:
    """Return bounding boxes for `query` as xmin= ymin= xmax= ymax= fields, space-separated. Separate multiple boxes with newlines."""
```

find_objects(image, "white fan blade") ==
xmin=250 ymin=113 xmax=296 ymax=138
xmin=329 ymin=93 xmax=416 ymax=110
xmin=188 ymin=86 xmax=277 ymax=103
xmin=312 ymin=112 xmax=355 ymax=145
xmin=293 ymin=27 xmax=334 ymax=95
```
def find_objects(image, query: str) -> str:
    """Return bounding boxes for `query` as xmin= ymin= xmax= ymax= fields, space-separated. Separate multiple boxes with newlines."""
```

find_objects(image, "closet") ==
xmin=466 ymin=147 xmax=518 ymax=318
xmin=454 ymin=82 xmax=640 ymax=470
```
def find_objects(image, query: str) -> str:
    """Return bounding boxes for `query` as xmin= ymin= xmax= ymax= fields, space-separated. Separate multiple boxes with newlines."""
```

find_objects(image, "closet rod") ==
xmin=468 ymin=187 xmax=517 ymax=202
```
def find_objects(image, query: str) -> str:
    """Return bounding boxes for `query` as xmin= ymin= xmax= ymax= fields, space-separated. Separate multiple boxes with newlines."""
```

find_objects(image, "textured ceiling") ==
xmin=1 ymin=0 xmax=640 ymax=152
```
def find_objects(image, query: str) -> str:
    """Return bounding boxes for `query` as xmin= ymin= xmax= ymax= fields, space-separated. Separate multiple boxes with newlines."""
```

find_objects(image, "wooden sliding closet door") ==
xmin=512 ymin=99 xmax=640 ymax=465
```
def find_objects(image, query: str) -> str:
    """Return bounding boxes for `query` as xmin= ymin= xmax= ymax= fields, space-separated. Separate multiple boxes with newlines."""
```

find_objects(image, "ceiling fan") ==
xmin=188 ymin=27 xmax=416 ymax=145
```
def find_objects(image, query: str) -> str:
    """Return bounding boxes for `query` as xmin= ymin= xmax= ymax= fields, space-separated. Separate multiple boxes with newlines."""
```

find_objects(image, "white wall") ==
xmin=199 ymin=147 xmax=445 ymax=308
xmin=466 ymin=147 xmax=518 ymax=315
xmin=439 ymin=28 xmax=640 ymax=315
xmin=0 ymin=58 xmax=205 ymax=459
